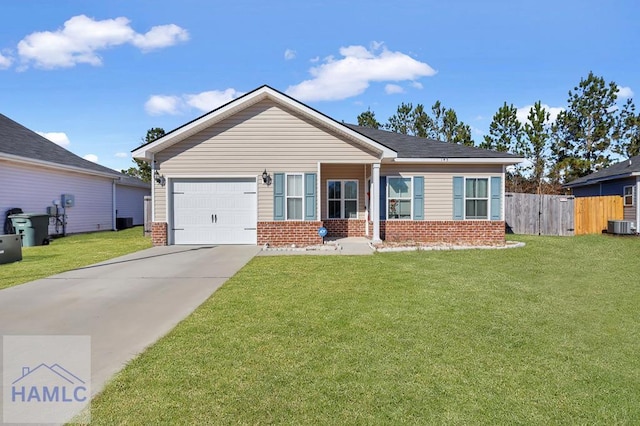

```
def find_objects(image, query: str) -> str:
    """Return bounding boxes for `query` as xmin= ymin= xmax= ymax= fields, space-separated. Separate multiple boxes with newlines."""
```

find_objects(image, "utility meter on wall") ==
xmin=61 ymin=194 xmax=75 ymax=208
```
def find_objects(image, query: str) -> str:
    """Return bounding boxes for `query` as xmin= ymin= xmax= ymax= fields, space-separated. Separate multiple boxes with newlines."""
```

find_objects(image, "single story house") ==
xmin=0 ymin=113 xmax=150 ymax=235
xmin=564 ymin=155 xmax=639 ymax=227
xmin=132 ymin=85 xmax=522 ymax=247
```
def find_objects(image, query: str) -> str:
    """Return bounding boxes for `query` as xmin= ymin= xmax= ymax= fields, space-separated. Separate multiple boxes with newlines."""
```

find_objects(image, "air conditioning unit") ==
xmin=607 ymin=220 xmax=635 ymax=235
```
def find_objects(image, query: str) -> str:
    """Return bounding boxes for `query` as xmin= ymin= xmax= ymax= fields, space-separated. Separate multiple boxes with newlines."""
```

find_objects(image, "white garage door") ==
xmin=172 ymin=178 xmax=257 ymax=245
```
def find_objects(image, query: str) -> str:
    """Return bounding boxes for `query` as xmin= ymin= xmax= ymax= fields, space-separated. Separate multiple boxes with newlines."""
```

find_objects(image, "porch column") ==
xmin=372 ymin=162 xmax=381 ymax=242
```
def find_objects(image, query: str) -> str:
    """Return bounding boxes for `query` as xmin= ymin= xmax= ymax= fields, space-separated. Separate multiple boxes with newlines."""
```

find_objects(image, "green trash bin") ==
xmin=9 ymin=213 xmax=50 ymax=247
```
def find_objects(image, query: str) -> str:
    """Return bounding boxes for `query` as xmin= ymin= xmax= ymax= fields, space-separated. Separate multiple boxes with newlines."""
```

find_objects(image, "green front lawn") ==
xmin=0 ymin=227 xmax=152 ymax=290
xmin=89 ymin=234 xmax=640 ymax=424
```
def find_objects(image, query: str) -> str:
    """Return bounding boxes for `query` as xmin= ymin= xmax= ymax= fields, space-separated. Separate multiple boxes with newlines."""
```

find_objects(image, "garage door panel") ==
xmin=172 ymin=178 xmax=257 ymax=245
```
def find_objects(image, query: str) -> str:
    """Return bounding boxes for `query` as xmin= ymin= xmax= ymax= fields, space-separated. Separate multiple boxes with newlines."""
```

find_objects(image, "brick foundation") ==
xmin=379 ymin=220 xmax=505 ymax=245
xmin=323 ymin=219 xmax=367 ymax=238
xmin=151 ymin=222 xmax=168 ymax=246
xmin=258 ymin=221 xmax=323 ymax=247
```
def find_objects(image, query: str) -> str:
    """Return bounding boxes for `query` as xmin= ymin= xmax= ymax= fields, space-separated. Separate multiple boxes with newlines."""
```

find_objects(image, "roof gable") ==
xmin=132 ymin=85 xmax=396 ymax=160
xmin=564 ymin=155 xmax=640 ymax=187
xmin=0 ymin=113 xmax=120 ymax=178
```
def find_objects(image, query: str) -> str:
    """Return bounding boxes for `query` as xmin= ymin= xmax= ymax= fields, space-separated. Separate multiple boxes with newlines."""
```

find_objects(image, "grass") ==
xmin=0 ymin=227 xmax=152 ymax=290
xmin=88 ymin=234 xmax=640 ymax=424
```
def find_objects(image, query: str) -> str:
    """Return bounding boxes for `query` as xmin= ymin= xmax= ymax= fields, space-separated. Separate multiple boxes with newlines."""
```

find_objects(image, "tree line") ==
xmin=357 ymin=72 xmax=639 ymax=194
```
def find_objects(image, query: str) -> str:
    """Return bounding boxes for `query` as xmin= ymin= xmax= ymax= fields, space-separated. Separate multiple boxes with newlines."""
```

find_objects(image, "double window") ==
xmin=465 ymin=178 xmax=489 ymax=219
xmin=624 ymin=185 xmax=635 ymax=206
xmin=286 ymin=174 xmax=303 ymax=220
xmin=387 ymin=177 xmax=412 ymax=219
xmin=328 ymin=180 xmax=358 ymax=219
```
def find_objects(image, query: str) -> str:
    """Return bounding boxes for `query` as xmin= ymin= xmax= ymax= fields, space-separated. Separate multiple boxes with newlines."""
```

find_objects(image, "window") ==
xmin=328 ymin=180 xmax=358 ymax=219
xmin=624 ymin=185 xmax=634 ymax=206
xmin=388 ymin=177 xmax=412 ymax=219
xmin=286 ymin=174 xmax=303 ymax=220
xmin=465 ymin=178 xmax=488 ymax=219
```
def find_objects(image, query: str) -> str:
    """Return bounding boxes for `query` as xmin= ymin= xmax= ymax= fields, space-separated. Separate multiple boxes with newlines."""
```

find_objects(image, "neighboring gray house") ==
xmin=133 ymin=85 xmax=522 ymax=247
xmin=0 ymin=113 xmax=150 ymax=235
xmin=564 ymin=155 xmax=640 ymax=227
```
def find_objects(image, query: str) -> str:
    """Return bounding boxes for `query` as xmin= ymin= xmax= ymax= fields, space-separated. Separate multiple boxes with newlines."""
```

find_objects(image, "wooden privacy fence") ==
xmin=505 ymin=193 xmax=623 ymax=236
xmin=505 ymin=193 xmax=575 ymax=236
xmin=574 ymin=196 xmax=623 ymax=235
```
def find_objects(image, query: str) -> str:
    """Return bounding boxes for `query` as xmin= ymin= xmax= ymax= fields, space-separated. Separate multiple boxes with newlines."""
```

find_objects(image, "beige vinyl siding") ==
xmin=321 ymin=164 xmax=371 ymax=220
xmin=381 ymin=163 xmax=503 ymax=220
xmin=154 ymin=99 xmax=380 ymax=222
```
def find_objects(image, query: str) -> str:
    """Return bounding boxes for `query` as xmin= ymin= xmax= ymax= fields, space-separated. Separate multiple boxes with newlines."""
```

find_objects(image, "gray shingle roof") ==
xmin=564 ymin=155 xmax=640 ymax=187
xmin=0 ymin=113 xmax=121 ymax=177
xmin=344 ymin=124 xmax=521 ymax=159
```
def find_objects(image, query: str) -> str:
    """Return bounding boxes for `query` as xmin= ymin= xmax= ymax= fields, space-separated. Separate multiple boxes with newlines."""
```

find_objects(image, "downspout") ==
xmin=364 ymin=163 xmax=369 ymax=236
xmin=151 ymin=153 xmax=156 ymax=223
xmin=112 ymin=178 xmax=117 ymax=231
xmin=636 ymin=177 xmax=639 ymax=233
xmin=372 ymin=162 xmax=381 ymax=242
xmin=317 ymin=161 xmax=321 ymax=221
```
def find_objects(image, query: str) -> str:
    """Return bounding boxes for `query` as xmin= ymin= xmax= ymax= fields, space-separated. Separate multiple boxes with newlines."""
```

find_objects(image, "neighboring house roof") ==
xmin=133 ymin=85 xmax=522 ymax=165
xmin=564 ymin=155 xmax=640 ymax=187
xmin=0 ymin=113 xmax=121 ymax=179
xmin=116 ymin=174 xmax=151 ymax=189
xmin=344 ymin=124 xmax=521 ymax=162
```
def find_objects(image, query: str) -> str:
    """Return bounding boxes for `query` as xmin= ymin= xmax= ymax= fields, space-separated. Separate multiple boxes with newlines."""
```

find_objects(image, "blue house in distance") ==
xmin=564 ymin=155 xmax=640 ymax=229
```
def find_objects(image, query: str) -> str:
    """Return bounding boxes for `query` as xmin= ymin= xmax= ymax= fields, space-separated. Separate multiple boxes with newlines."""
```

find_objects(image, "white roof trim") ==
xmin=0 ymin=152 xmax=121 ymax=179
xmin=132 ymin=85 xmax=396 ymax=161
xmin=392 ymin=157 xmax=524 ymax=165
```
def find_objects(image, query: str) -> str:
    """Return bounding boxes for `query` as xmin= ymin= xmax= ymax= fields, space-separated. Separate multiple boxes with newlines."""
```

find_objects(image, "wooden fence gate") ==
xmin=574 ymin=196 xmax=623 ymax=235
xmin=505 ymin=193 xmax=575 ymax=236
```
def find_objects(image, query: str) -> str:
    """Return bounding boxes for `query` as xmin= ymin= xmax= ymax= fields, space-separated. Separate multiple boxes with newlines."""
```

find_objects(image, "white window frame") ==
xmin=387 ymin=176 xmax=413 ymax=220
xmin=624 ymin=185 xmax=634 ymax=206
xmin=464 ymin=177 xmax=489 ymax=220
xmin=285 ymin=173 xmax=304 ymax=220
xmin=327 ymin=180 xmax=359 ymax=219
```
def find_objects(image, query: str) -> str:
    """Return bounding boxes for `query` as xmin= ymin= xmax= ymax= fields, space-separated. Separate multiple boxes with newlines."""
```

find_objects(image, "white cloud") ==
xmin=617 ymin=86 xmax=634 ymax=99
xmin=0 ymin=51 xmax=13 ymax=69
xmin=285 ymin=43 xmax=436 ymax=102
xmin=83 ymin=154 xmax=98 ymax=163
xmin=516 ymin=104 xmax=564 ymax=126
xmin=115 ymin=152 xmax=129 ymax=158
xmin=16 ymin=15 xmax=188 ymax=69
xmin=145 ymin=88 xmax=243 ymax=116
xmin=132 ymin=24 xmax=189 ymax=51
xmin=471 ymin=126 xmax=485 ymax=137
xmin=184 ymin=89 xmax=242 ymax=112
xmin=284 ymin=49 xmax=296 ymax=60
xmin=310 ymin=56 xmax=320 ymax=63
xmin=411 ymin=81 xmax=423 ymax=90
xmin=36 ymin=131 xmax=71 ymax=147
xmin=145 ymin=95 xmax=181 ymax=115
xmin=385 ymin=84 xmax=404 ymax=94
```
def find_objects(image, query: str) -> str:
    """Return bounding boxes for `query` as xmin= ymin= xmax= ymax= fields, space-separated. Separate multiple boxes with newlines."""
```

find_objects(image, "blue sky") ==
xmin=1 ymin=0 xmax=637 ymax=171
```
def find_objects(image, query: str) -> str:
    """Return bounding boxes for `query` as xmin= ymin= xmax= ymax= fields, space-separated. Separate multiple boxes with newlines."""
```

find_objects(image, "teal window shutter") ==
xmin=490 ymin=176 xmax=502 ymax=220
xmin=304 ymin=173 xmax=316 ymax=220
xmin=453 ymin=176 xmax=464 ymax=220
xmin=273 ymin=173 xmax=285 ymax=220
xmin=379 ymin=176 xmax=387 ymax=220
xmin=413 ymin=176 xmax=424 ymax=220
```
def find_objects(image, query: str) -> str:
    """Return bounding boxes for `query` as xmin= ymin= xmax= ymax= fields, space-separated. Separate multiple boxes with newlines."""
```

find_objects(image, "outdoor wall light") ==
xmin=262 ymin=169 xmax=272 ymax=186
xmin=154 ymin=169 xmax=166 ymax=186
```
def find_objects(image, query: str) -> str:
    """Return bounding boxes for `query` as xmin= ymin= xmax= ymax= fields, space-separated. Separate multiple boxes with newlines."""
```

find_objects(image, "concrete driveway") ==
xmin=0 ymin=244 xmax=259 ymax=397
